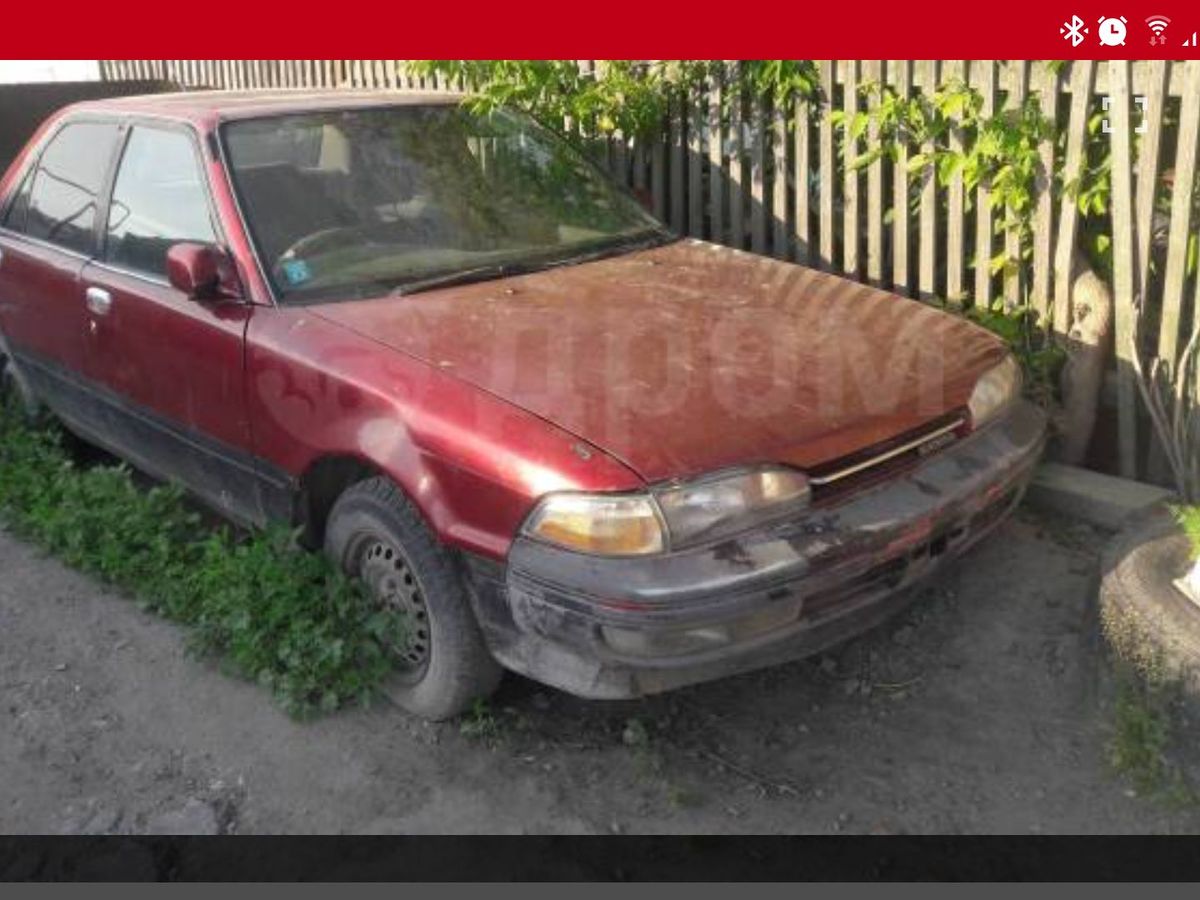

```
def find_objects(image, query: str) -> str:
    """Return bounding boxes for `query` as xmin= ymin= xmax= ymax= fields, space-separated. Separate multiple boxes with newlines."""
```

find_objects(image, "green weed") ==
xmin=1172 ymin=506 xmax=1200 ymax=562
xmin=965 ymin=305 xmax=1067 ymax=409
xmin=459 ymin=698 xmax=501 ymax=741
xmin=0 ymin=404 xmax=393 ymax=717
xmin=1110 ymin=670 xmax=1195 ymax=806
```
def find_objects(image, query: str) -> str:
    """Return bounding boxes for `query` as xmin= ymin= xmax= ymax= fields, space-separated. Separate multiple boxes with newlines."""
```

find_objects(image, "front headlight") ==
xmin=522 ymin=468 xmax=811 ymax=556
xmin=967 ymin=355 xmax=1022 ymax=428
xmin=655 ymin=468 xmax=811 ymax=547
xmin=523 ymin=493 xmax=666 ymax=556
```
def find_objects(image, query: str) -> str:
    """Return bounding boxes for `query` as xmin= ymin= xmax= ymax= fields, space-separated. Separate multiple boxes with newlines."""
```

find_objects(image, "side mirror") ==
xmin=166 ymin=243 xmax=243 ymax=302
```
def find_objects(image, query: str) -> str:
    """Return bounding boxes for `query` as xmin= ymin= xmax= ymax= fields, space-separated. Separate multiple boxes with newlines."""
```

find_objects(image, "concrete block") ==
xmin=1026 ymin=462 xmax=1175 ymax=531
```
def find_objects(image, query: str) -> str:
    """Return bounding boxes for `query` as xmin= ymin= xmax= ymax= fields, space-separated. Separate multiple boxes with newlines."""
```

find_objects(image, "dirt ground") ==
xmin=2 ymin=506 xmax=1198 ymax=836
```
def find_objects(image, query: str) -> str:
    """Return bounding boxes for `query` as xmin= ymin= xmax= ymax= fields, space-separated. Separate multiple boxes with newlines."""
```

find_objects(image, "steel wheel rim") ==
xmin=357 ymin=537 xmax=431 ymax=681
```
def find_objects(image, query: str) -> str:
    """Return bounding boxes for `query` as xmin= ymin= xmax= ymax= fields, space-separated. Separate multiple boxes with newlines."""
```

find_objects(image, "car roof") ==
xmin=64 ymin=89 xmax=464 ymax=128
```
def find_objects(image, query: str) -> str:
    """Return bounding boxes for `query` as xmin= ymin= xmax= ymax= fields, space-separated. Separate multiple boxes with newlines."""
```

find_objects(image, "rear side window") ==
xmin=25 ymin=121 xmax=120 ymax=254
xmin=105 ymin=126 xmax=217 ymax=278
xmin=2 ymin=167 xmax=35 ymax=231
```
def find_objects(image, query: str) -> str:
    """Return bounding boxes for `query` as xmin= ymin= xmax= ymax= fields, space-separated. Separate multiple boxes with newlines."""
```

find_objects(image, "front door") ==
xmin=0 ymin=119 xmax=121 ymax=430
xmin=78 ymin=123 xmax=262 ymax=523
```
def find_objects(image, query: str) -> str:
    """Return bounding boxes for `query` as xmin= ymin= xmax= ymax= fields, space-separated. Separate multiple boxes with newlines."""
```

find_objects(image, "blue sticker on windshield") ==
xmin=281 ymin=259 xmax=312 ymax=286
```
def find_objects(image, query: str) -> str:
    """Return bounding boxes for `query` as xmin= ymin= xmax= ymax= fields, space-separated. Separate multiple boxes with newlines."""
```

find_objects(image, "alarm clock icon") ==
xmin=1098 ymin=15 xmax=1128 ymax=46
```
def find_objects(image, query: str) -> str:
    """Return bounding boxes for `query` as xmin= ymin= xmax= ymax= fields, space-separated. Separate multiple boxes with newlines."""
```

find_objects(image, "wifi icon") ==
xmin=1146 ymin=14 xmax=1171 ymax=44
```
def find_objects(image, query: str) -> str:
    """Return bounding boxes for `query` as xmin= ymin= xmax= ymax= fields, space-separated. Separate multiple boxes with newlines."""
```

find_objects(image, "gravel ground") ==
xmin=1 ymin=506 xmax=1198 ymax=835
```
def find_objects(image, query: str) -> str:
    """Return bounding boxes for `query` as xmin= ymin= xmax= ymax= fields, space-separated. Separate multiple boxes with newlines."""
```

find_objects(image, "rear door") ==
xmin=78 ymin=123 xmax=261 ymax=523
xmin=0 ymin=119 xmax=120 ymax=428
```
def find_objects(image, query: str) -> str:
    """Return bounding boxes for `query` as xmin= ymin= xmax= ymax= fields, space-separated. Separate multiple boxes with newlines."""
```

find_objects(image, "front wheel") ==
xmin=324 ymin=477 xmax=503 ymax=720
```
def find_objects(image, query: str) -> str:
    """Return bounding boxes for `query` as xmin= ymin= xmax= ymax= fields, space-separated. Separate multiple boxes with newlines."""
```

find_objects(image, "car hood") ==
xmin=310 ymin=239 xmax=1008 ymax=483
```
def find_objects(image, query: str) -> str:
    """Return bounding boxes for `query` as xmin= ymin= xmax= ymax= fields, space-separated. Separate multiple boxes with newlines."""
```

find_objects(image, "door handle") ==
xmin=85 ymin=286 xmax=113 ymax=317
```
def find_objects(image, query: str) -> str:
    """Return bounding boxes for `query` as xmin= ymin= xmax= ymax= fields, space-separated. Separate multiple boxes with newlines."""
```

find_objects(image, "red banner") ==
xmin=4 ymin=0 xmax=1200 ymax=59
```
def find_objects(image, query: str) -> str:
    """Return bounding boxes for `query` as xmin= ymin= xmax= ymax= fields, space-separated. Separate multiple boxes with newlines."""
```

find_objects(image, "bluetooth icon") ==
xmin=1061 ymin=14 xmax=1088 ymax=46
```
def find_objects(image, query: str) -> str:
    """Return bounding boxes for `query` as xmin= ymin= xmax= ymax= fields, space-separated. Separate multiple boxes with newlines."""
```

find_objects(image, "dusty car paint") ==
xmin=313 ymin=239 xmax=1008 ymax=483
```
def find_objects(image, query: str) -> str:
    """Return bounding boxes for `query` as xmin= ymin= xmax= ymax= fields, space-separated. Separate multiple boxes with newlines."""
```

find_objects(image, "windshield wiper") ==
xmin=389 ymin=264 xmax=512 ymax=296
xmin=388 ymin=229 xmax=676 ymax=298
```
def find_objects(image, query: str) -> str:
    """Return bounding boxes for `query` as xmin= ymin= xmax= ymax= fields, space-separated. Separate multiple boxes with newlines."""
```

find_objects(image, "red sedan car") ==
xmin=0 ymin=91 xmax=1045 ymax=719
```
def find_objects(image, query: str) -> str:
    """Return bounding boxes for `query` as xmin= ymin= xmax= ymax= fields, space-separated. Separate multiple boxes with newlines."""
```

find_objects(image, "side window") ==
xmin=105 ymin=127 xmax=217 ymax=278
xmin=1 ymin=166 xmax=35 ymax=232
xmin=25 ymin=122 xmax=120 ymax=254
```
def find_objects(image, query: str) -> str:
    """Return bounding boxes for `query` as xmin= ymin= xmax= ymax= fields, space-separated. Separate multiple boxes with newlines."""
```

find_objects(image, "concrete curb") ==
xmin=1026 ymin=462 xmax=1175 ymax=531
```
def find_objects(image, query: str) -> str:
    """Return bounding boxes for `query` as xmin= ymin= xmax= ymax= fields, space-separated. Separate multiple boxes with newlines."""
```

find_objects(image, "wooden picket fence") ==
xmin=98 ymin=59 xmax=1200 ymax=485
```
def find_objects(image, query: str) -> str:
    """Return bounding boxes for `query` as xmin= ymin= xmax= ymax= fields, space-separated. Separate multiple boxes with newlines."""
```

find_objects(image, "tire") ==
xmin=1100 ymin=505 xmax=1200 ymax=704
xmin=324 ymin=476 xmax=503 ymax=720
xmin=0 ymin=338 xmax=44 ymax=423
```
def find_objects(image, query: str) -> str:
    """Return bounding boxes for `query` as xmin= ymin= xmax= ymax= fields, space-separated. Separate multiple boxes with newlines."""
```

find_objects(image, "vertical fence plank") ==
xmin=728 ymin=75 xmax=745 ymax=249
xmin=890 ymin=60 xmax=911 ymax=294
xmin=1031 ymin=62 xmax=1060 ymax=322
xmin=633 ymin=138 xmax=648 ymax=196
xmin=612 ymin=132 xmax=628 ymax=187
xmin=1136 ymin=61 xmax=1170 ymax=482
xmin=842 ymin=60 xmax=860 ymax=277
xmin=794 ymin=94 xmax=812 ymax=264
xmin=708 ymin=77 xmax=725 ymax=244
xmin=1003 ymin=61 xmax=1028 ymax=308
xmin=1107 ymin=60 xmax=1139 ymax=479
xmin=772 ymin=99 xmax=790 ymax=259
xmin=1052 ymin=61 xmax=1096 ymax=336
xmin=688 ymin=90 xmax=705 ymax=238
xmin=818 ymin=61 xmax=835 ymax=269
xmin=973 ymin=60 xmax=997 ymax=309
xmin=917 ymin=60 xmax=939 ymax=301
xmin=945 ymin=59 xmax=966 ymax=305
xmin=1134 ymin=59 xmax=1168 ymax=310
xmin=1159 ymin=60 xmax=1200 ymax=367
xmin=750 ymin=95 xmax=768 ymax=254
xmin=650 ymin=135 xmax=665 ymax=221
xmin=669 ymin=97 xmax=686 ymax=232
xmin=864 ymin=60 xmax=884 ymax=286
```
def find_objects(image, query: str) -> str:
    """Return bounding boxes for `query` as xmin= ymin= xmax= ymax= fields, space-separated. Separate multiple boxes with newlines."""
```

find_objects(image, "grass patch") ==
xmin=0 ymin=405 xmax=395 ymax=717
xmin=458 ymin=698 xmax=502 ymax=741
xmin=1110 ymin=668 xmax=1196 ymax=806
xmin=1173 ymin=506 xmax=1200 ymax=562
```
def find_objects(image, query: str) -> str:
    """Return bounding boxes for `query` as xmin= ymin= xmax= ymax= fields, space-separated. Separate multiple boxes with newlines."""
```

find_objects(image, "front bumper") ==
xmin=466 ymin=400 xmax=1047 ymax=699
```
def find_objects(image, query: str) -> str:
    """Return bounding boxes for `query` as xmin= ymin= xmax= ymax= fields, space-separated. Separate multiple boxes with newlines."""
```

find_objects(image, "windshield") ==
xmin=221 ymin=104 xmax=668 ymax=302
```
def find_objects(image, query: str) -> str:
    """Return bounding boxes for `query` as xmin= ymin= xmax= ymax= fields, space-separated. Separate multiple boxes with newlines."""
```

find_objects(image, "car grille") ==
xmin=808 ymin=411 xmax=968 ymax=505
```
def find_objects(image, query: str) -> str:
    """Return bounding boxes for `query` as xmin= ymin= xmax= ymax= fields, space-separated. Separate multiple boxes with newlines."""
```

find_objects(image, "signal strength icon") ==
xmin=1146 ymin=14 xmax=1171 ymax=44
xmin=1184 ymin=31 xmax=1198 ymax=46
